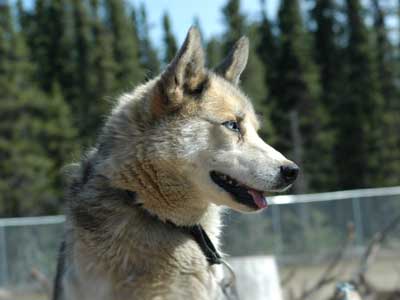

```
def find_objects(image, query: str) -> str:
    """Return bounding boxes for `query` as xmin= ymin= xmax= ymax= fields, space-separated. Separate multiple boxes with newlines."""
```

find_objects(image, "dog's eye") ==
xmin=222 ymin=120 xmax=240 ymax=133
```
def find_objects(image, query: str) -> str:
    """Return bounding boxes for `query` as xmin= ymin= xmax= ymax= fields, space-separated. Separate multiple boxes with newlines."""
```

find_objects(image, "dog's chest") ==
xmin=64 ymin=264 xmax=225 ymax=300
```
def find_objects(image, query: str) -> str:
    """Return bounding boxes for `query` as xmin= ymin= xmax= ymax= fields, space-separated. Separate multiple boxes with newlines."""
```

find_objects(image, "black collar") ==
xmin=184 ymin=224 xmax=222 ymax=265
xmin=123 ymin=190 xmax=222 ymax=266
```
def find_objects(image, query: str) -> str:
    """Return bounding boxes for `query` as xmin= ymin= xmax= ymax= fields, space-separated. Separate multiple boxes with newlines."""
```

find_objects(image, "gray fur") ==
xmin=54 ymin=27 xmax=296 ymax=300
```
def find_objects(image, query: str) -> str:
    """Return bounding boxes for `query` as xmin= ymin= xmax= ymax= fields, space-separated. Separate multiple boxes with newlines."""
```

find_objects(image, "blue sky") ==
xmin=21 ymin=0 xmax=279 ymax=48
xmin=140 ymin=0 xmax=279 ymax=48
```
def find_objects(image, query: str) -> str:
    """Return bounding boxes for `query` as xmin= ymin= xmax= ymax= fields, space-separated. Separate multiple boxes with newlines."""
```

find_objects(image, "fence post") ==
xmin=352 ymin=198 xmax=364 ymax=245
xmin=0 ymin=225 xmax=8 ymax=286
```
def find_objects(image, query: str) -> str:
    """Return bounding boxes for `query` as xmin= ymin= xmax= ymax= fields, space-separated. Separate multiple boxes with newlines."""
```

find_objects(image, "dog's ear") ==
xmin=155 ymin=27 xmax=207 ymax=115
xmin=215 ymin=36 xmax=249 ymax=85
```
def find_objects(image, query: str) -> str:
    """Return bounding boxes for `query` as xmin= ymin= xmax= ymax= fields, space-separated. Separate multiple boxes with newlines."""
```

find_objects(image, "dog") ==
xmin=53 ymin=27 xmax=299 ymax=300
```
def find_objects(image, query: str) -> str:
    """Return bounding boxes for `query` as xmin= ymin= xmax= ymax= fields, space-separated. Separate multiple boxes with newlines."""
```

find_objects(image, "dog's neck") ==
xmin=122 ymin=189 xmax=223 ymax=265
xmin=67 ymin=159 xmax=224 ymax=279
xmin=109 ymin=159 xmax=219 ymax=227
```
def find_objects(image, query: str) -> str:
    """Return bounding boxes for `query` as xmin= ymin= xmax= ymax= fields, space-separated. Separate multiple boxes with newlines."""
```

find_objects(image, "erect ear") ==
xmin=156 ymin=27 xmax=207 ymax=114
xmin=215 ymin=36 xmax=249 ymax=85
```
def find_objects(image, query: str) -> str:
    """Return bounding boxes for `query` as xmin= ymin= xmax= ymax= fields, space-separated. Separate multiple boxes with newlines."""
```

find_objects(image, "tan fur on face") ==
xmin=199 ymin=74 xmax=259 ymax=129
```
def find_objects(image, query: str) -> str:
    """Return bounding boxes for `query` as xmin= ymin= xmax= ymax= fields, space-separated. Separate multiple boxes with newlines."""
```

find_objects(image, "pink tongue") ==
xmin=248 ymin=190 xmax=268 ymax=209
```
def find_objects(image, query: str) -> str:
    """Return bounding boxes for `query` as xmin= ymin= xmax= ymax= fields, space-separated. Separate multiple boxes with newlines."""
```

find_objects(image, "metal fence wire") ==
xmin=0 ymin=187 xmax=399 ymax=295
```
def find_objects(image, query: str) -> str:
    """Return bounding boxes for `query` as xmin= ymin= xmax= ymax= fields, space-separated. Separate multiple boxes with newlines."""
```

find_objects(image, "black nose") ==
xmin=280 ymin=164 xmax=299 ymax=183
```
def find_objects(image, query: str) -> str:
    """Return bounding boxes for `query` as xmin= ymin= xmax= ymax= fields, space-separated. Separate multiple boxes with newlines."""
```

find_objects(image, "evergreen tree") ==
xmin=89 ymin=0 xmax=116 ymax=127
xmin=275 ymin=0 xmax=331 ymax=192
xmin=311 ymin=0 xmax=343 ymax=114
xmin=257 ymin=0 xmax=278 ymax=95
xmin=33 ymin=0 xmax=74 ymax=95
xmin=0 ymin=2 xmax=12 ymax=92
xmin=72 ymin=0 xmax=96 ymax=143
xmin=0 ymin=2 xmax=77 ymax=216
xmin=105 ymin=0 xmax=143 ymax=90
xmin=0 ymin=2 xmax=53 ymax=216
xmin=221 ymin=0 xmax=271 ymax=140
xmin=311 ymin=0 xmax=344 ymax=189
xmin=206 ymin=37 xmax=222 ymax=68
xmin=221 ymin=0 xmax=245 ymax=52
xmin=162 ymin=12 xmax=178 ymax=64
xmin=337 ymin=0 xmax=384 ymax=188
xmin=135 ymin=4 xmax=160 ymax=78
xmin=371 ymin=0 xmax=400 ymax=186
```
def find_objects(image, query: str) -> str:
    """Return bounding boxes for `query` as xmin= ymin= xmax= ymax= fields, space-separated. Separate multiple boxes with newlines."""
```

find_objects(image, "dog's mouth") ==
xmin=210 ymin=171 xmax=268 ymax=210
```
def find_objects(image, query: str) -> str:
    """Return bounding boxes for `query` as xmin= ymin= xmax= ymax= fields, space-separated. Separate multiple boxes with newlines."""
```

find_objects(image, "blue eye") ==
xmin=222 ymin=120 xmax=240 ymax=133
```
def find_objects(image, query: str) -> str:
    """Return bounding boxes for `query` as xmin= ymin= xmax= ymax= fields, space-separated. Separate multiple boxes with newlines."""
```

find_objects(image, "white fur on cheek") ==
xmin=245 ymin=125 xmax=287 ymax=163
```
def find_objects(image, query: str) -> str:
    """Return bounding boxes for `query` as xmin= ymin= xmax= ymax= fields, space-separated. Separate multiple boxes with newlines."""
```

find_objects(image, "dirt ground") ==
xmin=280 ymin=255 xmax=400 ymax=300
xmin=1 ymin=255 xmax=399 ymax=300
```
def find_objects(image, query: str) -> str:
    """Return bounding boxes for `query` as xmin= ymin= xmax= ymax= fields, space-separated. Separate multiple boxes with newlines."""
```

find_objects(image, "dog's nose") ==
xmin=280 ymin=163 xmax=299 ymax=183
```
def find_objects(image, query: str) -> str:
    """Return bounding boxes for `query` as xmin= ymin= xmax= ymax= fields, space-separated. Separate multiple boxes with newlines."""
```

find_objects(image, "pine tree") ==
xmin=105 ymin=0 xmax=143 ymax=91
xmin=336 ymin=0 xmax=384 ymax=188
xmin=206 ymin=37 xmax=222 ymax=68
xmin=0 ymin=2 xmax=77 ymax=216
xmin=275 ymin=0 xmax=332 ymax=192
xmin=135 ymin=4 xmax=160 ymax=78
xmin=371 ymin=0 xmax=400 ymax=186
xmin=38 ymin=0 xmax=74 ymax=95
xmin=72 ymin=0 xmax=96 ymax=143
xmin=162 ymin=12 xmax=178 ymax=64
xmin=221 ymin=0 xmax=245 ymax=52
xmin=89 ymin=0 xmax=116 ymax=127
xmin=221 ymin=0 xmax=271 ymax=140
xmin=257 ymin=0 xmax=278 ymax=95
xmin=311 ymin=0 xmax=344 ymax=189
xmin=311 ymin=0 xmax=343 ymax=114
xmin=0 ymin=2 xmax=12 ymax=92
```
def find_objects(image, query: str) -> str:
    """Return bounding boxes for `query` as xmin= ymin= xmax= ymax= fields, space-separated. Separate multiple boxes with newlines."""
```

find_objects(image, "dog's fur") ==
xmin=54 ymin=27 xmax=297 ymax=300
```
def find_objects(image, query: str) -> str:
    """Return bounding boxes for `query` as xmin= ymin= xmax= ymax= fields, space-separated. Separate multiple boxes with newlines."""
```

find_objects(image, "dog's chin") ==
xmin=209 ymin=171 xmax=269 ymax=212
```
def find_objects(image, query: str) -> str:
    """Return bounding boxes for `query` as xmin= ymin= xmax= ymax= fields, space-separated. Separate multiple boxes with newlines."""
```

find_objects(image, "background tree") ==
xmin=206 ymin=37 xmax=222 ymax=68
xmin=135 ymin=4 xmax=160 ymax=78
xmin=257 ymin=0 xmax=278 ymax=99
xmin=371 ymin=0 xmax=400 ymax=186
xmin=274 ymin=0 xmax=332 ymax=192
xmin=89 ymin=0 xmax=117 ymax=135
xmin=162 ymin=12 xmax=178 ymax=64
xmin=310 ymin=0 xmax=343 ymax=189
xmin=72 ymin=0 xmax=96 ymax=143
xmin=105 ymin=0 xmax=143 ymax=91
xmin=336 ymin=0 xmax=384 ymax=189
xmin=0 ymin=2 xmax=77 ymax=216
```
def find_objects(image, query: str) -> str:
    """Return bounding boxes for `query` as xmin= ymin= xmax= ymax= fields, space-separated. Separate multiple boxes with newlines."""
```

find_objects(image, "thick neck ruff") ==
xmin=122 ymin=189 xmax=240 ymax=300
xmin=123 ymin=189 xmax=222 ymax=266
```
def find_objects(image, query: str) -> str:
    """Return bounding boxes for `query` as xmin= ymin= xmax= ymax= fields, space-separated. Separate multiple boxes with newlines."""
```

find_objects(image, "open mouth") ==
xmin=210 ymin=171 xmax=268 ymax=210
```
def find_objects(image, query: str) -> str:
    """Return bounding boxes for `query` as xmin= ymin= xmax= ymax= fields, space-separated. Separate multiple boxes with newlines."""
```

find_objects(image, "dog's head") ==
xmin=103 ymin=27 xmax=298 ymax=222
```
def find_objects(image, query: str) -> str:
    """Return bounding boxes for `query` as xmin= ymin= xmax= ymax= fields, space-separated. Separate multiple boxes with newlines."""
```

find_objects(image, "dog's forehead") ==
xmin=201 ymin=75 xmax=259 ymax=128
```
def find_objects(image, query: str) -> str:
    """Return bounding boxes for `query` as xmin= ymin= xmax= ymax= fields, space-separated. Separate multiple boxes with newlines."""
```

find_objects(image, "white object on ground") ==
xmin=226 ymin=256 xmax=282 ymax=300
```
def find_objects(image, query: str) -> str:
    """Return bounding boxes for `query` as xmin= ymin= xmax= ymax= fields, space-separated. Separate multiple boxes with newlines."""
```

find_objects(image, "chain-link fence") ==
xmin=0 ymin=187 xmax=399 ymax=298
xmin=0 ymin=216 xmax=64 ymax=299
xmin=223 ymin=186 xmax=400 ymax=263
